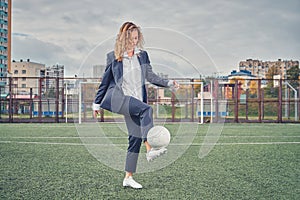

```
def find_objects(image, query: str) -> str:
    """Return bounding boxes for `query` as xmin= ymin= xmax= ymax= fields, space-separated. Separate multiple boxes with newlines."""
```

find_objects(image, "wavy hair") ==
xmin=114 ymin=22 xmax=144 ymax=61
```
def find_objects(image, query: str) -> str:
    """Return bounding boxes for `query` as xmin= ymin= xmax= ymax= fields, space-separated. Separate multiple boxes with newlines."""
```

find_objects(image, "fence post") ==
xmin=8 ymin=77 xmax=12 ymax=123
xmin=61 ymin=79 xmax=64 ymax=120
xmin=214 ymin=80 xmax=219 ymax=122
xmin=30 ymin=88 xmax=33 ymax=119
xmin=287 ymin=88 xmax=290 ymax=120
xmin=258 ymin=79 xmax=262 ymax=122
xmin=261 ymin=89 xmax=264 ymax=120
xmin=55 ymin=77 xmax=59 ymax=123
xmin=234 ymin=79 xmax=239 ymax=123
xmin=185 ymin=89 xmax=188 ymax=118
xmin=278 ymin=79 xmax=282 ymax=123
xmin=245 ymin=89 xmax=249 ymax=121
xmin=38 ymin=77 xmax=42 ymax=122
xmin=171 ymin=92 xmax=175 ymax=122
xmin=191 ymin=79 xmax=194 ymax=122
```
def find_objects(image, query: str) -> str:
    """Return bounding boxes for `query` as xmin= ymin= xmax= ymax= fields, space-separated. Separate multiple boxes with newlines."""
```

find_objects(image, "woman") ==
xmin=93 ymin=22 xmax=179 ymax=189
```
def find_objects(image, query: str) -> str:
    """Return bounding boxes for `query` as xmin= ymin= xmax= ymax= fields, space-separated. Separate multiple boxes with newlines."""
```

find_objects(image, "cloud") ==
xmin=12 ymin=34 xmax=63 ymax=62
xmin=12 ymin=33 xmax=80 ymax=76
xmin=11 ymin=0 xmax=300 ymax=77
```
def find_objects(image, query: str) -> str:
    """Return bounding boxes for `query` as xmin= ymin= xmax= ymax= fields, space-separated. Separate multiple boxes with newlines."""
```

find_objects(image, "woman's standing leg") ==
xmin=119 ymin=96 xmax=153 ymax=189
xmin=124 ymin=115 xmax=142 ymax=174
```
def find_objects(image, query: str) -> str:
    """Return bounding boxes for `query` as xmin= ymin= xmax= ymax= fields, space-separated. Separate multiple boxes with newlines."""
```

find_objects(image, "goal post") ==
xmin=78 ymin=81 xmax=101 ymax=124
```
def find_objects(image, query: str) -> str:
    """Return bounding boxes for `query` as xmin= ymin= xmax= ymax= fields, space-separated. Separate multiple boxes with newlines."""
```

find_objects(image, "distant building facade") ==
xmin=239 ymin=59 xmax=299 ymax=79
xmin=45 ymin=64 xmax=64 ymax=90
xmin=11 ymin=59 xmax=46 ymax=95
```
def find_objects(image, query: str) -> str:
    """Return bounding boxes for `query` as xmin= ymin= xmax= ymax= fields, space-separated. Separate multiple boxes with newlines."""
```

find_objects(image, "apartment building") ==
xmin=45 ymin=64 xmax=64 ymax=90
xmin=11 ymin=59 xmax=45 ymax=95
xmin=0 ymin=0 xmax=11 ymax=86
xmin=239 ymin=59 xmax=299 ymax=79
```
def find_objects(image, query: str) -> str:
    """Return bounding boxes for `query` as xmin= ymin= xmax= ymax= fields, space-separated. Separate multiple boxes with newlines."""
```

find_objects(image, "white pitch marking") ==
xmin=1 ymin=135 xmax=299 ymax=139
xmin=0 ymin=141 xmax=299 ymax=146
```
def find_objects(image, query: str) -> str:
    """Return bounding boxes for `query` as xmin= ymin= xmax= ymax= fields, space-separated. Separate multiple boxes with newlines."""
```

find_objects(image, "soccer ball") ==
xmin=147 ymin=126 xmax=171 ymax=148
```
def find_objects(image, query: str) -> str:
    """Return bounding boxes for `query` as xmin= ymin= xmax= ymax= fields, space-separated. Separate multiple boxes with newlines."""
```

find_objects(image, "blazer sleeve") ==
xmin=94 ymin=53 xmax=113 ymax=106
xmin=143 ymin=51 xmax=169 ymax=87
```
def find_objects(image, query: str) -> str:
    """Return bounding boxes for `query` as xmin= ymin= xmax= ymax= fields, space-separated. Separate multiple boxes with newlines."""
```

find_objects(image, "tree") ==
xmin=193 ymin=79 xmax=204 ymax=95
xmin=147 ymin=86 xmax=156 ymax=100
xmin=265 ymin=65 xmax=280 ymax=83
xmin=264 ymin=66 xmax=280 ymax=98
xmin=286 ymin=66 xmax=300 ymax=89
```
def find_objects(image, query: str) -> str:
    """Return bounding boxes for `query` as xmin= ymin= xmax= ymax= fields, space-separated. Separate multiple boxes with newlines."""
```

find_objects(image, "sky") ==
xmin=11 ymin=0 xmax=300 ymax=78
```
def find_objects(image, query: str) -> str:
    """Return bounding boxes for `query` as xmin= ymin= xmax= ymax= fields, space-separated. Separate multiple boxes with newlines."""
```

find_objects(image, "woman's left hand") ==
xmin=169 ymin=80 xmax=180 ymax=91
xmin=173 ymin=80 xmax=180 ymax=89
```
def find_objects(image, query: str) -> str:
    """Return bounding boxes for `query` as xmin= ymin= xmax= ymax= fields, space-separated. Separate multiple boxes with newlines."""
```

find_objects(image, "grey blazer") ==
xmin=94 ymin=50 xmax=169 ymax=113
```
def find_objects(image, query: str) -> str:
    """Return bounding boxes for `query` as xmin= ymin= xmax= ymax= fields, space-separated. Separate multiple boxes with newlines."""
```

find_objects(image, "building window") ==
xmin=22 ymin=70 xmax=26 ymax=74
xmin=14 ymin=70 xmax=18 ymax=74
xmin=21 ymin=84 xmax=26 ymax=88
xmin=22 ymin=77 xmax=26 ymax=81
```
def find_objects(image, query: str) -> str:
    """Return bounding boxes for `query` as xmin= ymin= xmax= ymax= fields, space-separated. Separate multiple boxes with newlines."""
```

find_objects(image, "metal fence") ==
xmin=0 ymin=77 xmax=299 ymax=123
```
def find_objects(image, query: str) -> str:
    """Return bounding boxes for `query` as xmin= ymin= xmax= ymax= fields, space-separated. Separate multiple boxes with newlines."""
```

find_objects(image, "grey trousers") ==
xmin=117 ymin=96 xmax=153 ymax=173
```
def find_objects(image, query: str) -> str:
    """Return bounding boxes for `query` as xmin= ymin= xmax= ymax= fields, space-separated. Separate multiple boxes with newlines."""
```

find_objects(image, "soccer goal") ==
xmin=78 ymin=81 xmax=100 ymax=124
xmin=77 ymin=80 xmax=207 ymax=124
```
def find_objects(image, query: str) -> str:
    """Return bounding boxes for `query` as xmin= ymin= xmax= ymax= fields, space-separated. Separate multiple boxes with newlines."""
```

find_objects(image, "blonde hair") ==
xmin=114 ymin=22 xmax=144 ymax=61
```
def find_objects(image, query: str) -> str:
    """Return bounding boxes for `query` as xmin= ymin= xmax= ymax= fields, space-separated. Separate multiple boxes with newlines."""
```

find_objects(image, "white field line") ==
xmin=1 ymin=123 xmax=299 ymax=128
xmin=0 ymin=141 xmax=299 ymax=146
xmin=1 ymin=135 xmax=300 ymax=139
xmin=1 ymin=123 xmax=299 ymax=129
xmin=194 ymin=142 xmax=300 ymax=145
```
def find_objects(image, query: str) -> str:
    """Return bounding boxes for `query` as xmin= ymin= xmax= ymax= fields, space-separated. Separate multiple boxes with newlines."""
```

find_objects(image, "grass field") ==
xmin=0 ymin=123 xmax=299 ymax=199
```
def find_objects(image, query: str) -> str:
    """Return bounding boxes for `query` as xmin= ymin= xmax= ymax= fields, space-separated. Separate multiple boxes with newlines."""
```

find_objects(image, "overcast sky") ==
xmin=11 ymin=0 xmax=300 ymax=78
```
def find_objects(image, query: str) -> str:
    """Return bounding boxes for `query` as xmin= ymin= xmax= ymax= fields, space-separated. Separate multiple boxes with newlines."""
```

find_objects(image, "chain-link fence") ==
xmin=0 ymin=77 xmax=299 ymax=123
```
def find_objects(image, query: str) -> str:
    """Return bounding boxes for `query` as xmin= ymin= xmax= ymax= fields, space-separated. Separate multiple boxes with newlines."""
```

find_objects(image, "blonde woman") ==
xmin=93 ymin=22 xmax=179 ymax=189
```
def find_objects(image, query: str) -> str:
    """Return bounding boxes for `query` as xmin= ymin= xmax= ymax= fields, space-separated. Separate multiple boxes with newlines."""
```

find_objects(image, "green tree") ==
xmin=265 ymin=65 xmax=280 ymax=82
xmin=265 ymin=66 xmax=280 ymax=98
xmin=286 ymin=65 xmax=300 ymax=89
xmin=147 ymin=87 xmax=156 ymax=100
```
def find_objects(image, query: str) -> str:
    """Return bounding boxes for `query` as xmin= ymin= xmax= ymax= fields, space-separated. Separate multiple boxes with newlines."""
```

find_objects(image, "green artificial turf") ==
xmin=0 ymin=123 xmax=299 ymax=199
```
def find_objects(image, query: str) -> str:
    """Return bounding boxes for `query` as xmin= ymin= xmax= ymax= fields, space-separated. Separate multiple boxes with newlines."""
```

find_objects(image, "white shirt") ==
xmin=122 ymin=49 xmax=143 ymax=101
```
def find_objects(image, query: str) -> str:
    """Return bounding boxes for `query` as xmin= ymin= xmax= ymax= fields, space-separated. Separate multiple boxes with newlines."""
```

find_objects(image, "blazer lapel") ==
xmin=137 ymin=54 xmax=146 ymax=84
xmin=112 ymin=60 xmax=123 ymax=85
xmin=137 ymin=51 xmax=148 ymax=103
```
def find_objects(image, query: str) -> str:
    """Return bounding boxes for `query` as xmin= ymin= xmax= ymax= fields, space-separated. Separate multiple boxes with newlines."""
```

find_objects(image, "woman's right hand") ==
xmin=93 ymin=103 xmax=101 ymax=118
xmin=93 ymin=110 xmax=100 ymax=118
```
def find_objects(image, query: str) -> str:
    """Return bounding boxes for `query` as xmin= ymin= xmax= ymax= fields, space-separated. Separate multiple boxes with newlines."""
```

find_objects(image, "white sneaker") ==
xmin=146 ymin=147 xmax=167 ymax=162
xmin=123 ymin=176 xmax=143 ymax=189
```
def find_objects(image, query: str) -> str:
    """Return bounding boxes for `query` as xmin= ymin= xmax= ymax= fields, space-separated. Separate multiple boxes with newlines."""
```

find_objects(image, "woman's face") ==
xmin=127 ymin=29 xmax=138 ymax=51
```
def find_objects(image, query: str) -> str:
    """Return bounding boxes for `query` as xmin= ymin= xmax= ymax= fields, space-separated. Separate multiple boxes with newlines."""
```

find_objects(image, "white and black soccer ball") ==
xmin=147 ymin=126 xmax=171 ymax=148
